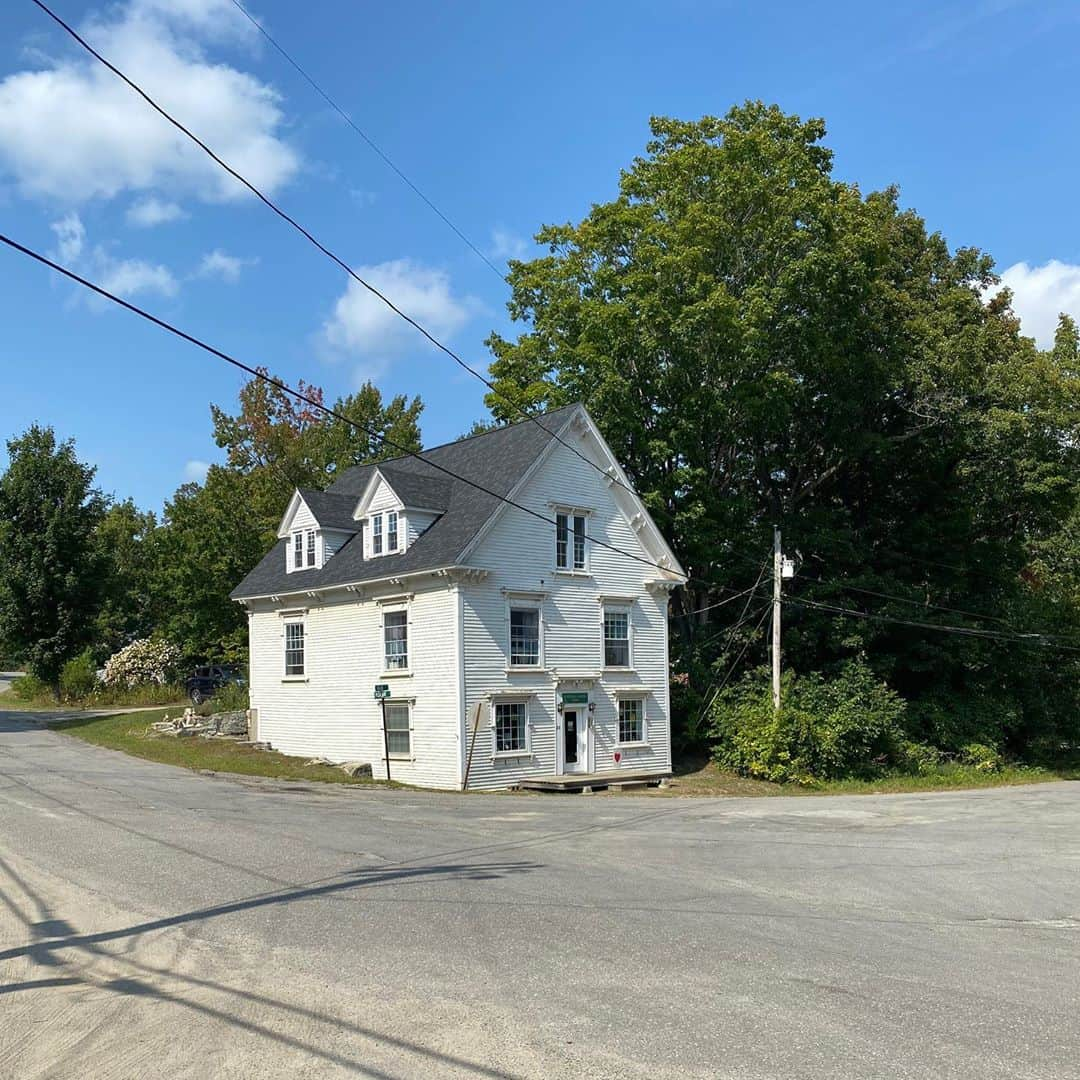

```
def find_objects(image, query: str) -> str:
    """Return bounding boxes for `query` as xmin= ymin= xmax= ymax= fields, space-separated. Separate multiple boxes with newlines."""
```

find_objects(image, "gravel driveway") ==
xmin=1 ymin=710 xmax=1078 ymax=1079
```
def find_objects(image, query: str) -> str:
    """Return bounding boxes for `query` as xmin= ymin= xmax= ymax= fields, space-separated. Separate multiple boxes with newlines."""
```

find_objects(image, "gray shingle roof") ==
xmin=231 ymin=404 xmax=581 ymax=600
xmin=296 ymin=489 xmax=361 ymax=532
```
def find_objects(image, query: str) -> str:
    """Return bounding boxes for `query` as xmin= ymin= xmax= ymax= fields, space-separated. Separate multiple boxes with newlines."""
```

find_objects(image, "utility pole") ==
xmin=772 ymin=525 xmax=782 ymax=711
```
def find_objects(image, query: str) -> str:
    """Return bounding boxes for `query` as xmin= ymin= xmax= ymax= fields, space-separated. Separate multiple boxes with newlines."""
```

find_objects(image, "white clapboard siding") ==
xmin=249 ymin=577 xmax=462 ymax=789
xmin=322 ymin=529 xmax=353 ymax=561
xmin=461 ymin=431 xmax=671 ymax=790
xmin=405 ymin=510 xmax=439 ymax=545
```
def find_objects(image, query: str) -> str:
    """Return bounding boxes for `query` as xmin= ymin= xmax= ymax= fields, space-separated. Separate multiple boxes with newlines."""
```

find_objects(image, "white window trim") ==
xmin=554 ymin=505 xmax=591 ymax=575
xmin=282 ymin=616 xmax=307 ymax=681
xmin=505 ymin=594 xmax=544 ymax=671
xmin=368 ymin=510 xmax=404 ymax=558
xmin=381 ymin=698 xmax=414 ymax=761
xmin=381 ymin=602 xmax=411 ymax=676
xmin=602 ymin=603 xmax=634 ymax=670
xmin=287 ymin=528 xmax=323 ymax=573
xmin=490 ymin=697 xmax=532 ymax=759
xmin=616 ymin=695 xmax=648 ymax=747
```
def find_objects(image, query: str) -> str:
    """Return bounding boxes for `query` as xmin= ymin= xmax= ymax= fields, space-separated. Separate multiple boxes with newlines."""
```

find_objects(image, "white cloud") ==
xmin=127 ymin=196 xmax=185 ymax=227
xmin=49 ymin=211 xmax=177 ymax=303
xmin=0 ymin=0 xmax=298 ymax=205
xmin=98 ymin=257 xmax=178 ymax=299
xmin=489 ymin=227 xmax=529 ymax=262
xmin=996 ymin=260 xmax=1080 ymax=348
xmin=195 ymin=249 xmax=255 ymax=282
xmin=183 ymin=459 xmax=210 ymax=483
xmin=323 ymin=259 xmax=474 ymax=365
xmin=50 ymin=212 xmax=85 ymax=262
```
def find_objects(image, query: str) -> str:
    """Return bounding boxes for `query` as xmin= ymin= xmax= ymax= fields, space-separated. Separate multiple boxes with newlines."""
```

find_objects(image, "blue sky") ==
xmin=1 ymin=0 xmax=1078 ymax=513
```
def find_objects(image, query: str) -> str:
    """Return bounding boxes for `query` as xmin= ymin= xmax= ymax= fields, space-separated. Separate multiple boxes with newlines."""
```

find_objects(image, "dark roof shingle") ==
xmin=231 ymin=404 xmax=580 ymax=599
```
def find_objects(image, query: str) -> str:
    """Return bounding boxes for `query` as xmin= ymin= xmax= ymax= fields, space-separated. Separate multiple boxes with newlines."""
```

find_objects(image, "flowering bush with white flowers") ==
xmin=102 ymin=638 xmax=181 ymax=689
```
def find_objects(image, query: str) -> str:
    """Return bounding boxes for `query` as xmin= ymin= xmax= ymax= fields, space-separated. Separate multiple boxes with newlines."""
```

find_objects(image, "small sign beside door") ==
xmin=373 ymin=683 xmax=391 ymax=700
xmin=561 ymin=691 xmax=589 ymax=705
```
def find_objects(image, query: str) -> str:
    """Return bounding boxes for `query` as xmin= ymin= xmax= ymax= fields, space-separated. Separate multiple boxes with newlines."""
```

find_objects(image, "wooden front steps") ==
xmin=515 ymin=769 xmax=671 ymax=794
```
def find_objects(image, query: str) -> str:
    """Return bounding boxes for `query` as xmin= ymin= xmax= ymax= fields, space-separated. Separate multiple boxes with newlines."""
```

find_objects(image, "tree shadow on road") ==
xmin=0 ymin=852 xmax=540 ymax=1078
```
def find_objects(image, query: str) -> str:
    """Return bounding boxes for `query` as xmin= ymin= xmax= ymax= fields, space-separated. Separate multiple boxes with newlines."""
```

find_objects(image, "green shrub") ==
xmin=710 ymin=660 xmax=907 ymax=784
xmin=10 ymin=673 xmax=49 ymax=701
xmin=896 ymin=739 xmax=942 ymax=775
xmin=86 ymin=682 xmax=187 ymax=708
xmin=957 ymin=742 xmax=1003 ymax=773
xmin=59 ymin=649 xmax=98 ymax=702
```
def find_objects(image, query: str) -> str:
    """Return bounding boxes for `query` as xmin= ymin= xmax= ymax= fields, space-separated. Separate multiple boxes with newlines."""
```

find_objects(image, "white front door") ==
xmin=563 ymin=709 xmax=588 ymax=774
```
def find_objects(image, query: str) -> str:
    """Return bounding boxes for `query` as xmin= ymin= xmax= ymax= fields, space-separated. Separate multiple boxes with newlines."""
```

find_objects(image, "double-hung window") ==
xmin=384 ymin=702 xmax=411 ymax=757
xmin=383 ymin=609 xmax=408 ymax=670
xmin=387 ymin=511 xmax=399 ymax=553
xmin=603 ymin=607 xmax=631 ymax=668
xmin=494 ymin=701 xmax=527 ymax=753
xmin=618 ymin=698 xmax=645 ymax=744
xmin=306 ymin=529 xmax=316 ymax=568
xmin=372 ymin=514 xmax=384 ymax=556
xmin=509 ymin=606 xmax=540 ymax=667
xmin=555 ymin=511 xmax=587 ymax=571
xmin=284 ymin=620 xmax=305 ymax=677
xmin=292 ymin=532 xmax=304 ymax=570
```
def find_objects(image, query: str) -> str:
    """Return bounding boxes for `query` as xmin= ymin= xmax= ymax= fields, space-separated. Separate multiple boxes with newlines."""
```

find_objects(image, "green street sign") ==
xmin=374 ymin=683 xmax=391 ymax=700
xmin=561 ymin=692 xmax=589 ymax=704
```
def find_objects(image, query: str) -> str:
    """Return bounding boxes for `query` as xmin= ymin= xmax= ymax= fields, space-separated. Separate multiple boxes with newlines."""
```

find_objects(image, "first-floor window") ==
xmin=384 ymin=609 xmax=408 ymax=670
xmin=494 ymin=701 xmax=527 ymax=753
xmin=384 ymin=702 xmax=411 ymax=757
xmin=509 ymin=607 xmax=540 ymax=666
xmin=618 ymin=698 xmax=644 ymax=744
xmin=284 ymin=620 xmax=305 ymax=676
xmin=604 ymin=608 xmax=630 ymax=667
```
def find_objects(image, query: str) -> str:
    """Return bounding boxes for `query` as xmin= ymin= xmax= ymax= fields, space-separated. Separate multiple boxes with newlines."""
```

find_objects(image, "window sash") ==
xmin=306 ymin=529 xmax=316 ymax=567
xmin=293 ymin=532 xmax=303 ymax=569
xmin=372 ymin=514 xmax=383 ymax=555
xmin=383 ymin=610 xmax=408 ymax=669
xmin=384 ymin=702 xmax=410 ymax=756
xmin=555 ymin=512 xmax=568 ymax=568
xmin=509 ymin=608 xmax=540 ymax=666
xmin=604 ymin=610 xmax=630 ymax=667
xmin=494 ymin=701 xmax=527 ymax=753
xmin=284 ymin=621 xmax=305 ymax=676
xmin=618 ymin=699 xmax=644 ymax=744
xmin=387 ymin=510 xmax=398 ymax=553
xmin=572 ymin=514 xmax=586 ymax=569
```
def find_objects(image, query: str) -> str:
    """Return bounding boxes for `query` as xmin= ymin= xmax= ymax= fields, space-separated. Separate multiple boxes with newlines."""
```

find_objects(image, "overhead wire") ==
xmin=0 ymin=231 xmax=687 ymax=583
xmin=29 ymin=0 xmax=641 ymax=501
xmin=225 ymin=0 xmax=504 ymax=280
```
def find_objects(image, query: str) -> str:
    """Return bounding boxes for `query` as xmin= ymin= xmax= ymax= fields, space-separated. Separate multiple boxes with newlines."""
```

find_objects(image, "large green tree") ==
xmin=0 ymin=426 xmax=107 ymax=688
xmin=485 ymin=104 xmax=1080 ymax=750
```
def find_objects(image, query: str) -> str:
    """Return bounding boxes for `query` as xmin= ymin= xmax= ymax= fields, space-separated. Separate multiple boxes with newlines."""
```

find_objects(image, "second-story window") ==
xmin=306 ymin=529 xmax=316 ymax=567
xmin=293 ymin=532 xmax=303 ymax=569
xmin=387 ymin=511 xmax=399 ymax=553
xmin=556 ymin=511 xmax=587 ymax=571
xmin=509 ymin=607 xmax=540 ymax=666
xmin=372 ymin=513 xmax=383 ymax=555
xmin=603 ymin=607 xmax=631 ymax=667
xmin=384 ymin=609 xmax=408 ymax=670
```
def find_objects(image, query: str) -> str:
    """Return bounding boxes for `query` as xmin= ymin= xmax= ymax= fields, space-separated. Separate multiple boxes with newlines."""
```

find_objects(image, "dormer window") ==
xmin=368 ymin=511 xmax=401 ymax=558
xmin=288 ymin=529 xmax=319 ymax=572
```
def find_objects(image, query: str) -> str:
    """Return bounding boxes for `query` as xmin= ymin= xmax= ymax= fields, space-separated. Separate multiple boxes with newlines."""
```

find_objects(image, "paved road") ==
xmin=0 ymin=672 xmax=21 ymax=695
xmin=1 ymin=711 xmax=1078 ymax=1079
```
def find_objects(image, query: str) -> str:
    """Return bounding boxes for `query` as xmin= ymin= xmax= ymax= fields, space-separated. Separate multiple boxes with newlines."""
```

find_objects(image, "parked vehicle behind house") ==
xmin=184 ymin=665 xmax=245 ymax=705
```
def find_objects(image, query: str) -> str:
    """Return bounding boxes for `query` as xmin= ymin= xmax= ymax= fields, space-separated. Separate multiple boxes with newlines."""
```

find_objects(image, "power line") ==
xmin=225 ymin=0 xmax=504 ymax=280
xmin=30 ymin=0 xmax=640 ymax=502
xmin=0 ymin=230 xmax=687 ymax=583
xmin=681 ymin=582 xmax=764 ymax=618
xmin=785 ymin=595 xmax=1080 ymax=654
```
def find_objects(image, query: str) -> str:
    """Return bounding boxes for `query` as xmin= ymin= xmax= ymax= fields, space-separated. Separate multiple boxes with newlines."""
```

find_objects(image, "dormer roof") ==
xmin=276 ymin=488 xmax=360 ymax=538
xmin=354 ymin=464 xmax=453 ymax=519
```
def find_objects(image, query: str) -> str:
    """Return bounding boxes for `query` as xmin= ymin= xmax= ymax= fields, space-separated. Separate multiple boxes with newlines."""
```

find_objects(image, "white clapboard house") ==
xmin=231 ymin=404 xmax=684 ymax=790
